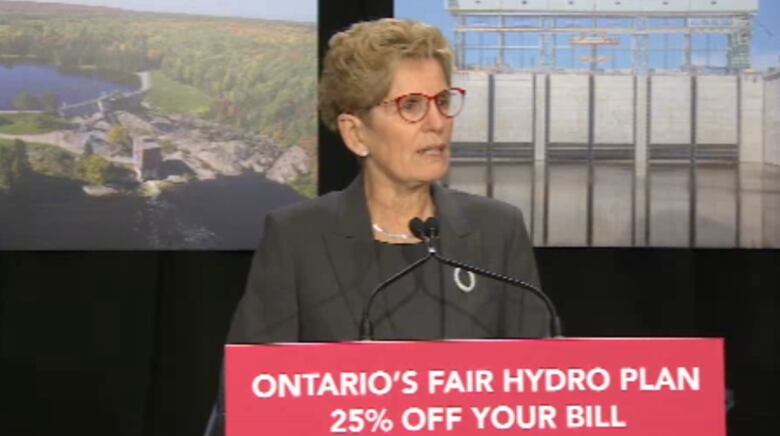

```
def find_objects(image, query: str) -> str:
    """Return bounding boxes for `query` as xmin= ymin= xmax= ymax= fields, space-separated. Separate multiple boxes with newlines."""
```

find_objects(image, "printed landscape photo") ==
xmin=0 ymin=0 xmax=317 ymax=249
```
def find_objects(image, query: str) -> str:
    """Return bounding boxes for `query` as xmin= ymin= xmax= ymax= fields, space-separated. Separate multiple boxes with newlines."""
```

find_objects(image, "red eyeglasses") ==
xmin=377 ymin=87 xmax=466 ymax=123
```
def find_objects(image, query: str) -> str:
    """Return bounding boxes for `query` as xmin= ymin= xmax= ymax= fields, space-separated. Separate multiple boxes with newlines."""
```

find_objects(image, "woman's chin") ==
xmin=413 ymin=164 xmax=449 ymax=185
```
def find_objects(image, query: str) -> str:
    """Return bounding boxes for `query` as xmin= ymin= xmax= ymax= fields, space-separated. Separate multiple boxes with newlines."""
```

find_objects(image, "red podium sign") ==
xmin=226 ymin=338 xmax=724 ymax=435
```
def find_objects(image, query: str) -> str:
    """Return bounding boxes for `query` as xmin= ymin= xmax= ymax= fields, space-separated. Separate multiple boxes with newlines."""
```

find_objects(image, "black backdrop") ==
xmin=0 ymin=1 xmax=777 ymax=435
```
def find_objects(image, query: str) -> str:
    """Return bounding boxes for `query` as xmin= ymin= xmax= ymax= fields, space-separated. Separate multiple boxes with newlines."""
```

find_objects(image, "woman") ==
xmin=206 ymin=18 xmax=550 ymax=435
xmin=227 ymin=18 xmax=549 ymax=344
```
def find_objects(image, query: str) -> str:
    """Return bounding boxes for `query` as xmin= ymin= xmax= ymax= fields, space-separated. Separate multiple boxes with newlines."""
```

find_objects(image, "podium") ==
xmin=226 ymin=338 xmax=725 ymax=435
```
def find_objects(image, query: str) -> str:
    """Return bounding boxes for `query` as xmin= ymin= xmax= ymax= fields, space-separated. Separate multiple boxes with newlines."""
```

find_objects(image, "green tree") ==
xmin=13 ymin=92 xmax=42 ymax=111
xmin=77 ymin=154 xmax=112 ymax=185
xmin=33 ymin=114 xmax=68 ymax=132
xmin=0 ymin=139 xmax=30 ymax=192
xmin=0 ymin=145 xmax=13 ymax=191
xmin=107 ymin=126 xmax=132 ymax=147
xmin=10 ymin=139 xmax=31 ymax=177
xmin=41 ymin=92 xmax=61 ymax=113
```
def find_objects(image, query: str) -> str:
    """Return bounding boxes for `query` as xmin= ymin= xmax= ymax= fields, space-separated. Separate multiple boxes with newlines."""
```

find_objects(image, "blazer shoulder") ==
xmin=443 ymin=186 xmax=524 ymax=221
xmin=265 ymin=190 xmax=342 ymax=229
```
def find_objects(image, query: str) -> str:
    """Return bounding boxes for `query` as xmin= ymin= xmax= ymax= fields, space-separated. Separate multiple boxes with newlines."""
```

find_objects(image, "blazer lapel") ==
xmin=322 ymin=174 xmax=383 ymax=335
xmin=432 ymin=184 xmax=484 ymax=337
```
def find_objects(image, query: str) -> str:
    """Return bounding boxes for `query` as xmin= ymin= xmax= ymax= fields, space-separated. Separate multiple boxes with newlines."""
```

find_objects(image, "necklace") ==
xmin=372 ymin=223 xmax=413 ymax=240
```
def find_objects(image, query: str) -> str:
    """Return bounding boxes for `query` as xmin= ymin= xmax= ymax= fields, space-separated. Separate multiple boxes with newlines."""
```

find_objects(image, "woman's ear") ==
xmin=337 ymin=113 xmax=369 ymax=157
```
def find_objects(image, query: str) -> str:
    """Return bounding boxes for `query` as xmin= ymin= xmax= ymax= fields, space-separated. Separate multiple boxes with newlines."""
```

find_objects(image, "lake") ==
xmin=0 ymin=63 xmax=137 ymax=110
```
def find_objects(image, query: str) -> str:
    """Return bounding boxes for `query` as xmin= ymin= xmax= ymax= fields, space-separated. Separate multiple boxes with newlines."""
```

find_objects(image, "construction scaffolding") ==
xmin=447 ymin=0 xmax=758 ymax=73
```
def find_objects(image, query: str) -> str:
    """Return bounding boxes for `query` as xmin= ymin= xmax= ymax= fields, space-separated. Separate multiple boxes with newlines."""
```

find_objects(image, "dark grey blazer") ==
xmin=227 ymin=174 xmax=550 ymax=344
xmin=206 ymin=175 xmax=550 ymax=435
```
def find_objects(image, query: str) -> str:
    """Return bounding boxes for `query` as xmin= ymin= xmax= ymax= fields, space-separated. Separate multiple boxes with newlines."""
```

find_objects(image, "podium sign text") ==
xmin=226 ymin=338 xmax=724 ymax=435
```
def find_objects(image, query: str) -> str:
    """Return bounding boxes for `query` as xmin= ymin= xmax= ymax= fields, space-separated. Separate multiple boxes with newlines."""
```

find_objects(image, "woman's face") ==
xmin=359 ymin=58 xmax=453 ymax=189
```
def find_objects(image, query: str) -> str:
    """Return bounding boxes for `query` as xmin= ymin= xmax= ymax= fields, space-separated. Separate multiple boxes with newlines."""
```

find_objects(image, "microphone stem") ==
xmin=431 ymin=252 xmax=563 ymax=338
xmin=359 ymin=252 xmax=433 ymax=340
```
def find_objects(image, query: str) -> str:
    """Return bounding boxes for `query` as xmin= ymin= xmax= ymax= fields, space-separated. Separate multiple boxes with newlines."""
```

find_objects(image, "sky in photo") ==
xmin=18 ymin=0 xmax=317 ymax=22
xmin=396 ymin=0 xmax=780 ymax=71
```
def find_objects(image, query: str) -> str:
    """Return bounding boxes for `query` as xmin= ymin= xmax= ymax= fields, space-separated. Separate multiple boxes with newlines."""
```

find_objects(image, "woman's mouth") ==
xmin=417 ymin=144 xmax=447 ymax=156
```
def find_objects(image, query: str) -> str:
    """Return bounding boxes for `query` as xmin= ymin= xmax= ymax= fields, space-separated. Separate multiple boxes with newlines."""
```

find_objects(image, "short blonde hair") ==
xmin=319 ymin=18 xmax=453 ymax=132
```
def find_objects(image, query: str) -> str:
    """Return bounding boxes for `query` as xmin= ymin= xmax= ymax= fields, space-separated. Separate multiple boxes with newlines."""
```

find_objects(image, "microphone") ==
xmin=422 ymin=217 xmax=564 ymax=338
xmin=409 ymin=217 xmax=426 ymax=240
xmin=358 ymin=218 xmax=434 ymax=340
xmin=425 ymin=217 xmax=439 ymax=240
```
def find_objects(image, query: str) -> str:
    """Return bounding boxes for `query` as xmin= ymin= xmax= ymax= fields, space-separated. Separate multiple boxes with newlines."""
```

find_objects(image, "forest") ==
xmin=0 ymin=6 xmax=317 ymax=150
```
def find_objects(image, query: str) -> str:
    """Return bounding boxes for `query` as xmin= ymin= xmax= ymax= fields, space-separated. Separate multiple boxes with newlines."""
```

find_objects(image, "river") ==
xmin=0 ymin=172 xmax=304 ymax=249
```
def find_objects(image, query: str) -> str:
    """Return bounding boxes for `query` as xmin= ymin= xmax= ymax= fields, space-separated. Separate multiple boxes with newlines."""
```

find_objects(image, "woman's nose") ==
xmin=422 ymin=99 xmax=447 ymax=131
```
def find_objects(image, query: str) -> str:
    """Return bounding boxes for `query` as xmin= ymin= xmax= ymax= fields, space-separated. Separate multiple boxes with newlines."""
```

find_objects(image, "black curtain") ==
xmin=1 ymin=250 xmax=776 ymax=435
xmin=1 ymin=1 xmax=777 ymax=435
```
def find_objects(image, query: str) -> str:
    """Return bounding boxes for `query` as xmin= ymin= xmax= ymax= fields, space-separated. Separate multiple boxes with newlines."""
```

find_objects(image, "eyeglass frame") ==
xmin=375 ymin=87 xmax=467 ymax=123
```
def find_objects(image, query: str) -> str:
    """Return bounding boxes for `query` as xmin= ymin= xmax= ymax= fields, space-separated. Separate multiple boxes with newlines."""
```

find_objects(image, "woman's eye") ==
xmin=401 ymin=97 xmax=422 ymax=111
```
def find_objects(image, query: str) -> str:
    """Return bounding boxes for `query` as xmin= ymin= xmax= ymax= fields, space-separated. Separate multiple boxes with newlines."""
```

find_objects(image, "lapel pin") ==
xmin=453 ymin=267 xmax=476 ymax=293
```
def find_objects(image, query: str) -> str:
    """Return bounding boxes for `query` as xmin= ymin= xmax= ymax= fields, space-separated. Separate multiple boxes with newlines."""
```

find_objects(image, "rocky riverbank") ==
xmin=67 ymin=109 xmax=313 ymax=193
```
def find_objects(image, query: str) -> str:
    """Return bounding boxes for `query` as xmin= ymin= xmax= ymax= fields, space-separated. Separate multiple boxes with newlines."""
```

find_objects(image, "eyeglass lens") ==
xmin=398 ymin=89 xmax=464 ymax=122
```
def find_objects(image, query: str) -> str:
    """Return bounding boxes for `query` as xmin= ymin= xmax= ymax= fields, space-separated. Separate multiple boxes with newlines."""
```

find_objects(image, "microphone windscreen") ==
xmin=424 ymin=217 xmax=440 ymax=239
xmin=408 ymin=217 xmax=426 ymax=239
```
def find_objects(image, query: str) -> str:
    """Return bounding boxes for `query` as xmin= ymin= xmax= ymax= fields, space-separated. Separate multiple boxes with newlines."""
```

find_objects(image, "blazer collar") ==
xmin=333 ymin=172 xmax=374 ymax=240
xmin=431 ymin=182 xmax=472 ymax=239
xmin=332 ymin=172 xmax=474 ymax=240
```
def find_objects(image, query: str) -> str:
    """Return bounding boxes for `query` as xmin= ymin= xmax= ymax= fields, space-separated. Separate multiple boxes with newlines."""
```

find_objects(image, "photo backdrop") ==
xmin=397 ymin=0 xmax=780 ymax=248
xmin=0 ymin=0 xmax=317 ymax=249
